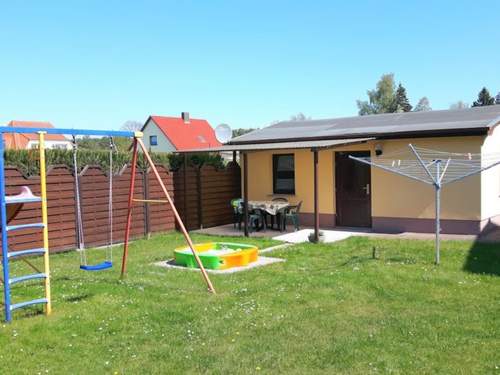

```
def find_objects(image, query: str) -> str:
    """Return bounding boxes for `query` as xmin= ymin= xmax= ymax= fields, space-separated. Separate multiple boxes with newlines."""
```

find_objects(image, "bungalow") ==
xmin=140 ymin=112 xmax=221 ymax=152
xmin=180 ymin=105 xmax=500 ymax=236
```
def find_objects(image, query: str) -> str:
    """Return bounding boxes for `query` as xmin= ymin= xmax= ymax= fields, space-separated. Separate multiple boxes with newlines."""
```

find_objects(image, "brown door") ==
xmin=335 ymin=151 xmax=372 ymax=227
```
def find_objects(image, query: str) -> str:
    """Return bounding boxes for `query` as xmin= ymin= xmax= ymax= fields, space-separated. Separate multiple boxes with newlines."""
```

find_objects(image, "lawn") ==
xmin=1 ymin=232 xmax=499 ymax=374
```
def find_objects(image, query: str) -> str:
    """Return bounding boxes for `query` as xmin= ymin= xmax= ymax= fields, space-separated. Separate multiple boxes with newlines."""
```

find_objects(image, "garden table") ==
xmin=248 ymin=200 xmax=290 ymax=215
xmin=247 ymin=200 xmax=290 ymax=231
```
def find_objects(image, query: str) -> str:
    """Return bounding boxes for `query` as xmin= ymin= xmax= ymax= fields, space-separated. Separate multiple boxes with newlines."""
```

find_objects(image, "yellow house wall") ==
xmin=244 ymin=135 xmax=485 ymax=222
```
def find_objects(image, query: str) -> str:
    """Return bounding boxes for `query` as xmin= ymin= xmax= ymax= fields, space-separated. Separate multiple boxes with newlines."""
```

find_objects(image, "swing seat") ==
xmin=80 ymin=261 xmax=113 ymax=271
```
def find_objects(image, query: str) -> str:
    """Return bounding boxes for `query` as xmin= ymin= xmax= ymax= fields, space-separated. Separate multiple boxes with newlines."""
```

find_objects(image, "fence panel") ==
xmin=1 ymin=160 xmax=240 ymax=254
xmin=173 ymin=162 xmax=241 ymax=230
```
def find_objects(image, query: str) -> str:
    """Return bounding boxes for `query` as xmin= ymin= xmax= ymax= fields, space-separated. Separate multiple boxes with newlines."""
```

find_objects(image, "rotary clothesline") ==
xmin=349 ymin=144 xmax=500 ymax=265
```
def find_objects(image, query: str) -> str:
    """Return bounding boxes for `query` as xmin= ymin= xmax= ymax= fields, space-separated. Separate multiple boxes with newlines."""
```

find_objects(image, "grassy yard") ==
xmin=1 ymin=232 xmax=499 ymax=374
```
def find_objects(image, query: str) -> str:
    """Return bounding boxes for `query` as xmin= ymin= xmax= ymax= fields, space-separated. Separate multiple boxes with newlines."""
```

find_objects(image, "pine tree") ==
xmin=472 ymin=87 xmax=495 ymax=107
xmin=394 ymin=83 xmax=412 ymax=112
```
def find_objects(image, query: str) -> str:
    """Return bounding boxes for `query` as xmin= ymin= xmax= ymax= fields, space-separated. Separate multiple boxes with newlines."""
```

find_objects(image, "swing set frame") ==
xmin=0 ymin=127 xmax=214 ymax=322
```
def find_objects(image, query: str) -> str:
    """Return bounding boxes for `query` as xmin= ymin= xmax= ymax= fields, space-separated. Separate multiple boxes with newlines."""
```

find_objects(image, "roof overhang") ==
xmin=174 ymin=138 xmax=374 ymax=153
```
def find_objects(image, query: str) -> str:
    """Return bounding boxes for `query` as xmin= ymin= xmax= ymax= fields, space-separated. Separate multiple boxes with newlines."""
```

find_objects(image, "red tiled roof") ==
xmin=149 ymin=116 xmax=221 ymax=150
xmin=5 ymin=121 xmax=69 ymax=149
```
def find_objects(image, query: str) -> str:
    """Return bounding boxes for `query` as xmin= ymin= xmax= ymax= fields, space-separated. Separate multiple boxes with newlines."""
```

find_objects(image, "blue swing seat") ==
xmin=80 ymin=261 xmax=113 ymax=271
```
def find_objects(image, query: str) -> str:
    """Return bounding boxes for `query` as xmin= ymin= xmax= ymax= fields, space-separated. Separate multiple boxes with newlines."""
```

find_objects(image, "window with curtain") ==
xmin=273 ymin=154 xmax=295 ymax=194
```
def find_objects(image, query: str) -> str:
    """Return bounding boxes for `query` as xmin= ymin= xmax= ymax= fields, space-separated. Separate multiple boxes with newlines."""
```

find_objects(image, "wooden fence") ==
xmin=1 ymin=162 xmax=241 ymax=253
xmin=173 ymin=162 xmax=241 ymax=230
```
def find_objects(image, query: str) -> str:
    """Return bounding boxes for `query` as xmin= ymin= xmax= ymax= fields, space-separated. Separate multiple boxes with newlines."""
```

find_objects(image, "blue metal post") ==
xmin=0 ymin=127 xmax=135 ymax=138
xmin=0 ymin=134 xmax=12 ymax=321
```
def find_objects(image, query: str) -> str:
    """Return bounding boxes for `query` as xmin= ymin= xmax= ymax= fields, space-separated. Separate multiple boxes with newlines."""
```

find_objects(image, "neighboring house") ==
xmin=140 ymin=112 xmax=221 ymax=152
xmin=4 ymin=121 xmax=71 ymax=150
xmin=181 ymin=106 xmax=500 ymax=235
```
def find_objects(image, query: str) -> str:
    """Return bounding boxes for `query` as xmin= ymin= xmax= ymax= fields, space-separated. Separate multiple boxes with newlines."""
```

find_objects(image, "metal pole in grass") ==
xmin=409 ymin=144 xmax=442 ymax=265
xmin=0 ymin=133 xmax=12 ymax=321
xmin=435 ymin=160 xmax=441 ymax=265
xmin=136 ymin=138 xmax=216 ymax=294
xmin=38 ymin=132 xmax=52 ymax=315
xmin=349 ymin=143 xmax=500 ymax=265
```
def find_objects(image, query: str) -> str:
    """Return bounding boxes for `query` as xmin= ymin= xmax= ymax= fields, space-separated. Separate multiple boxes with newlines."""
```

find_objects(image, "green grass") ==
xmin=1 ymin=233 xmax=499 ymax=374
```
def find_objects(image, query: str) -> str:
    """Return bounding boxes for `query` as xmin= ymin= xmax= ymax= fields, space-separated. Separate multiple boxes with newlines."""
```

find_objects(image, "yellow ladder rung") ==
xmin=132 ymin=198 xmax=169 ymax=204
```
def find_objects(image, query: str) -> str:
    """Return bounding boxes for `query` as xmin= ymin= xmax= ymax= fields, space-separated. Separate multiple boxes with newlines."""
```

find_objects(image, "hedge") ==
xmin=4 ymin=149 xmax=226 ymax=176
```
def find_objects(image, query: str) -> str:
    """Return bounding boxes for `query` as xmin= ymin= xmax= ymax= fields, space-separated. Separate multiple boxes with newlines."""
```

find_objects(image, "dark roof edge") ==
xmin=228 ymin=128 xmax=489 ymax=145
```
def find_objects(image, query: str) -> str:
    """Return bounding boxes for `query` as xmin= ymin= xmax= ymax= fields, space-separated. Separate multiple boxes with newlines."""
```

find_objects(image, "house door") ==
xmin=335 ymin=151 xmax=372 ymax=227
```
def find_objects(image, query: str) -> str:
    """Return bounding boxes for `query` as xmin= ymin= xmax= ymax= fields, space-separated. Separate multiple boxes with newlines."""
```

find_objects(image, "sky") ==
xmin=1 ymin=1 xmax=499 ymax=132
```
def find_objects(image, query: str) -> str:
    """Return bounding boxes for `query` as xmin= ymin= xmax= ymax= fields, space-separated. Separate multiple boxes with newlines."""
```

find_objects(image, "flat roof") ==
xmin=174 ymin=138 xmax=374 ymax=153
xmin=230 ymin=106 xmax=500 ymax=144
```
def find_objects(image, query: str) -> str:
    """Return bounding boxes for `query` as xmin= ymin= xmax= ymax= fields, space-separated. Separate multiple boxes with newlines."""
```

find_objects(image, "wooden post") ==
xmin=120 ymin=137 xmax=139 ymax=277
xmin=183 ymin=153 xmax=188 ymax=227
xmin=197 ymin=166 xmax=203 ymax=229
xmin=243 ymin=152 xmax=249 ymax=237
xmin=313 ymin=149 xmax=319 ymax=243
xmin=143 ymin=170 xmax=151 ymax=238
xmin=137 ymin=139 xmax=216 ymax=294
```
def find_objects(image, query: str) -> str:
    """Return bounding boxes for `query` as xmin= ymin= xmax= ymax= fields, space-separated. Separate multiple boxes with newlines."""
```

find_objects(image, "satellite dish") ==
xmin=215 ymin=123 xmax=232 ymax=143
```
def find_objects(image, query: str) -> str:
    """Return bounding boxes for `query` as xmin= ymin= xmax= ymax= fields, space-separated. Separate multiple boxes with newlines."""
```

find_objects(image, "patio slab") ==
xmin=193 ymin=224 xmax=484 ymax=242
xmin=192 ymin=224 xmax=297 ymax=238
xmin=272 ymin=229 xmax=356 ymax=243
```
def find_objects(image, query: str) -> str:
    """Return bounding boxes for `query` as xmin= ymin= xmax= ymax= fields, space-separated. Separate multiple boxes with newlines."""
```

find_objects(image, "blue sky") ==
xmin=1 ymin=1 xmax=499 ymax=131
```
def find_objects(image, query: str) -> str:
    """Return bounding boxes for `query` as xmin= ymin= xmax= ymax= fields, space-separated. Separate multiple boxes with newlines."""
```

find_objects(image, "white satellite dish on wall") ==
xmin=215 ymin=123 xmax=232 ymax=144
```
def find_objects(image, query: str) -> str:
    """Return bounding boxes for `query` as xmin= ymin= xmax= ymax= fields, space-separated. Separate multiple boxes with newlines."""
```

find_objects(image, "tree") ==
xmin=356 ymin=73 xmax=398 ymax=115
xmin=232 ymin=128 xmax=256 ymax=138
xmin=121 ymin=120 xmax=143 ymax=131
xmin=449 ymin=101 xmax=469 ymax=110
xmin=495 ymin=92 xmax=500 ymax=105
xmin=289 ymin=112 xmax=311 ymax=121
xmin=472 ymin=87 xmax=495 ymax=107
xmin=414 ymin=97 xmax=432 ymax=112
xmin=394 ymin=83 xmax=412 ymax=112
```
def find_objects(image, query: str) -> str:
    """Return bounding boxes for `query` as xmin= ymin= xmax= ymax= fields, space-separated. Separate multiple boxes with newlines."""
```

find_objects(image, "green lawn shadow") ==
xmin=463 ymin=241 xmax=500 ymax=276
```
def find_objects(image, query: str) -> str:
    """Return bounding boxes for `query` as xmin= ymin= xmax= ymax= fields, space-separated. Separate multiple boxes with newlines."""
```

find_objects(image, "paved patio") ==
xmin=192 ymin=223 xmax=491 ymax=243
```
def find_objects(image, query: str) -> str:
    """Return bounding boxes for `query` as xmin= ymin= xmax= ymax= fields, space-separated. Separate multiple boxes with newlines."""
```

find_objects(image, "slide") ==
xmin=4 ymin=186 xmax=41 ymax=225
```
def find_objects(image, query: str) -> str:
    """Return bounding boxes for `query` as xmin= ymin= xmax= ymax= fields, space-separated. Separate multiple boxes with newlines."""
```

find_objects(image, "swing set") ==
xmin=72 ymin=135 xmax=116 ymax=271
xmin=0 ymin=127 xmax=215 ymax=322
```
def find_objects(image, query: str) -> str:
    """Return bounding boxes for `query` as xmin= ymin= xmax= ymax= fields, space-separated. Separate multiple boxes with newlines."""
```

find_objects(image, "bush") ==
xmin=167 ymin=153 xmax=225 ymax=171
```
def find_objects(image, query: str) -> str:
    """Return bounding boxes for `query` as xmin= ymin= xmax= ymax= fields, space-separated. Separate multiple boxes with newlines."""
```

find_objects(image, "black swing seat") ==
xmin=80 ymin=261 xmax=113 ymax=271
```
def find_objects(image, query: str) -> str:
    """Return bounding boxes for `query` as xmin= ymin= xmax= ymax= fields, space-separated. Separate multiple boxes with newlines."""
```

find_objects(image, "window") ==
xmin=150 ymin=135 xmax=158 ymax=146
xmin=273 ymin=154 xmax=295 ymax=194
xmin=52 ymin=144 xmax=67 ymax=150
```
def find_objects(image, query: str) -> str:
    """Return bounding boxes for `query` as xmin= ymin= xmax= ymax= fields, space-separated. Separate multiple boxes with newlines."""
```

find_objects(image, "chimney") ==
xmin=181 ymin=112 xmax=190 ymax=124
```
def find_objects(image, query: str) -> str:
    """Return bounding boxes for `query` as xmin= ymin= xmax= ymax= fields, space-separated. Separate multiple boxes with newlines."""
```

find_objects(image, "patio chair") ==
xmin=231 ymin=198 xmax=243 ymax=229
xmin=272 ymin=197 xmax=288 ymax=203
xmin=248 ymin=209 xmax=265 ymax=233
xmin=282 ymin=201 xmax=302 ymax=232
xmin=268 ymin=197 xmax=288 ymax=229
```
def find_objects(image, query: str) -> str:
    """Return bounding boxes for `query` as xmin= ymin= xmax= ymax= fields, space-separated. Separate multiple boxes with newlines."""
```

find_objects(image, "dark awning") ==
xmin=174 ymin=138 xmax=374 ymax=153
